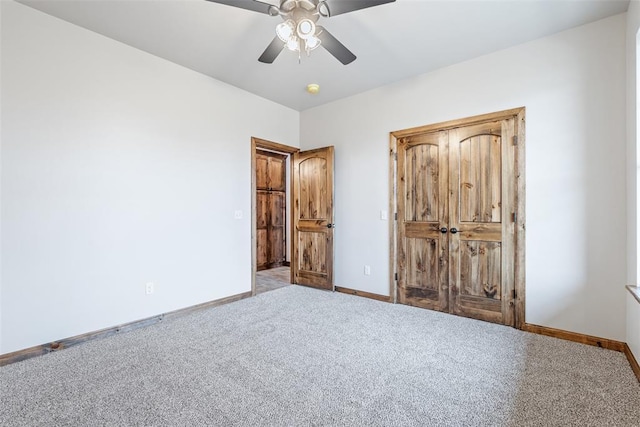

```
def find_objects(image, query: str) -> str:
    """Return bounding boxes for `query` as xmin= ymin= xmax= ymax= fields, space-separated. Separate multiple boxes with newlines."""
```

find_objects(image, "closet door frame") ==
xmin=389 ymin=108 xmax=526 ymax=328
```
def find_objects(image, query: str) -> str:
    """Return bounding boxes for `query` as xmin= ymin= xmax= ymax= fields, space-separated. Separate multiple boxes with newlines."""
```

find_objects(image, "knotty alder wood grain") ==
xmin=397 ymin=131 xmax=449 ymax=311
xmin=256 ymin=150 xmax=287 ymax=271
xmin=450 ymin=119 xmax=515 ymax=326
xmin=514 ymin=109 xmax=526 ymax=328
xmin=392 ymin=109 xmax=524 ymax=327
xmin=292 ymin=146 xmax=335 ymax=290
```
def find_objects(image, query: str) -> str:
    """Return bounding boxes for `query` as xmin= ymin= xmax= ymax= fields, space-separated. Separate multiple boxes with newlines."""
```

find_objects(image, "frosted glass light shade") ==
xmin=296 ymin=19 xmax=315 ymax=40
xmin=276 ymin=19 xmax=296 ymax=42
xmin=305 ymin=35 xmax=321 ymax=51
xmin=286 ymin=37 xmax=300 ymax=51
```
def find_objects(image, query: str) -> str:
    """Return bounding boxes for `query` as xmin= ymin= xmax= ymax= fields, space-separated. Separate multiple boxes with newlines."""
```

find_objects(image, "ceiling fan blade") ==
xmin=258 ymin=36 xmax=285 ymax=63
xmin=317 ymin=27 xmax=356 ymax=65
xmin=205 ymin=0 xmax=278 ymax=15
xmin=321 ymin=0 xmax=395 ymax=17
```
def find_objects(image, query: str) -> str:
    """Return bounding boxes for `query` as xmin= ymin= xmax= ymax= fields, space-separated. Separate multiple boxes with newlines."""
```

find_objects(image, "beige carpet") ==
xmin=1 ymin=285 xmax=639 ymax=426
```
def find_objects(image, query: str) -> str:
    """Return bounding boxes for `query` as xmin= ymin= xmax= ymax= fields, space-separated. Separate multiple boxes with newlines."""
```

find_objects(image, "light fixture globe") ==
xmin=276 ymin=19 xmax=296 ymax=43
xmin=304 ymin=35 xmax=321 ymax=51
xmin=286 ymin=37 xmax=300 ymax=52
xmin=306 ymin=83 xmax=320 ymax=94
xmin=296 ymin=18 xmax=316 ymax=40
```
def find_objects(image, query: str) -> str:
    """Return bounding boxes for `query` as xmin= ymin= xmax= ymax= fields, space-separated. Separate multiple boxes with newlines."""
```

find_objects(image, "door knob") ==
xmin=440 ymin=227 xmax=448 ymax=234
xmin=327 ymin=223 xmax=335 ymax=229
xmin=450 ymin=228 xmax=458 ymax=234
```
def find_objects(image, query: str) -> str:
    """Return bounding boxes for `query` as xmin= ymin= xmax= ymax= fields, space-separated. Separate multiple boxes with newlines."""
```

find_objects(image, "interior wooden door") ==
xmin=394 ymin=113 xmax=518 ymax=327
xmin=268 ymin=191 xmax=286 ymax=267
xmin=292 ymin=146 xmax=334 ymax=290
xmin=256 ymin=189 xmax=270 ymax=269
xmin=449 ymin=119 xmax=516 ymax=326
xmin=256 ymin=150 xmax=287 ymax=270
xmin=396 ymin=131 xmax=449 ymax=311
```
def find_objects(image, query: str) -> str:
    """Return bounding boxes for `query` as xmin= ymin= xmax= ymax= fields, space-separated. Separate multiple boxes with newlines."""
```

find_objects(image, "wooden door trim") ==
xmin=251 ymin=137 xmax=299 ymax=296
xmin=514 ymin=109 xmax=526 ymax=329
xmin=390 ymin=107 xmax=525 ymax=138
xmin=389 ymin=107 xmax=526 ymax=328
xmin=389 ymin=134 xmax=398 ymax=304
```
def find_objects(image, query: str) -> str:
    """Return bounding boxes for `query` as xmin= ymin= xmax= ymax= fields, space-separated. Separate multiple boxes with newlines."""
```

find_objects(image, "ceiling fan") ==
xmin=205 ymin=0 xmax=396 ymax=65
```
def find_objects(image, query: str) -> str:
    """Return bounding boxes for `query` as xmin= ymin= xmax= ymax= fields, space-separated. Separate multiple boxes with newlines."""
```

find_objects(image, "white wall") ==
xmin=629 ymin=2 xmax=640 ymax=295
xmin=0 ymin=0 xmax=4 ymax=353
xmin=301 ymin=14 xmax=627 ymax=341
xmin=627 ymin=2 xmax=640 ymax=361
xmin=628 ymin=293 xmax=640 ymax=361
xmin=0 ymin=1 xmax=299 ymax=355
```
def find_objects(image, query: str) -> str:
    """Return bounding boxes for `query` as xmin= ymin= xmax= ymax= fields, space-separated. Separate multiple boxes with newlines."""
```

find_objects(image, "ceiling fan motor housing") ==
xmin=280 ymin=0 xmax=317 ymax=13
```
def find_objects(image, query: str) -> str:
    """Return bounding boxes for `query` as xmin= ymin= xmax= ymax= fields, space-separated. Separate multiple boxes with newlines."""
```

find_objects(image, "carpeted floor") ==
xmin=1 ymin=285 xmax=639 ymax=426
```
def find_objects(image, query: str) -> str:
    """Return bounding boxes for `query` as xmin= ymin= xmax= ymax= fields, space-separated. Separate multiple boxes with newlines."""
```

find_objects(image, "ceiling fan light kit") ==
xmin=206 ymin=0 xmax=396 ymax=64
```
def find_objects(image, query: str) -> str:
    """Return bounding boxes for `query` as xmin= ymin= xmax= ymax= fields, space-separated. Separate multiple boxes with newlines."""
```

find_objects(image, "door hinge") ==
xmin=395 ymin=212 xmax=398 ymax=221
xmin=394 ymin=152 xmax=398 ymax=160
xmin=513 ymin=135 xmax=518 ymax=145
xmin=395 ymin=273 xmax=398 ymax=281
xmin=512 ymin=289 xmax=517 ymax=299
xmin=512 ymin=212 xmax=517 ymax=223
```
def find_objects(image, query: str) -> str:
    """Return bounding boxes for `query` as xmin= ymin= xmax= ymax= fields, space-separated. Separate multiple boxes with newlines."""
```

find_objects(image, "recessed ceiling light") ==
xmin=307 ymin=83 xmax=320 ymax=94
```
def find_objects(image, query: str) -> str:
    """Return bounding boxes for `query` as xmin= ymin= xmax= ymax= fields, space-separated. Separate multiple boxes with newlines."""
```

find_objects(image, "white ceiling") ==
xmin=17 ymin=0 xmax=630 ymax=111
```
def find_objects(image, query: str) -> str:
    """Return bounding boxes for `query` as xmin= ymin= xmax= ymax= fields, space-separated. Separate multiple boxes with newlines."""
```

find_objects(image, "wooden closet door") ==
xmin=397 ymin=131 xmax=449 ymax=311
xmin=256 ymin=190 xmax=270 ymax=270
xmin=448 ymin=119 xmax=516 ymax=326
xmin=256 ymin=153 xmax=269 ymax=190
xmin=256 ymin=150 xmax=287 ymax=270
xmin=269 ymin=191 xmax=286 ymax=266
xmin=268 ymin=154 xmax=286 ymax=192
xmin=394 ymin=112 xmax=519 ymax=327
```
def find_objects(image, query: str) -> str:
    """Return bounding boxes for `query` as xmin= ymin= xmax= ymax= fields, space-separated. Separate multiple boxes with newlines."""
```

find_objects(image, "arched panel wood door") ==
xmin=292 ymin=146 xmax=334 ymax=290
xmin=396 ymin=131 xmax=449 ymax=311
xmin=448 ymin=119 xmax=516 ymax=326
xmin=393 ymin=109 xmax=524 ymax=327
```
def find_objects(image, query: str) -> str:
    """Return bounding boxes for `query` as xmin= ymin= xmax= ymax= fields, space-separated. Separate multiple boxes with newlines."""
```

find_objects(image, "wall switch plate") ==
xmin=364 ymin=265 xmax=371 ymax=276
xmin=380 ymin=210 xmax=388 ymax=220
xmin=234 ymin=210 xmax=243 ymax=219
xmin=145 ymin=282 xmax=154 ymax=295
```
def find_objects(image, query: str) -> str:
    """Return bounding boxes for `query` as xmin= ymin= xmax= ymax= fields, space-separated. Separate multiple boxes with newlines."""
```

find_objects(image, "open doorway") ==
xmin=251 ymin=137 xmax=299 ymax=296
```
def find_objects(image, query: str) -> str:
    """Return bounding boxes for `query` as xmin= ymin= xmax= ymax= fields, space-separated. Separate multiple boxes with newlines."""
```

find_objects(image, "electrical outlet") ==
xmin=364 ymin=265 xmax=371 ymax=276
xmin=234 ymin=210 xmax=243 ymax=219
xmin=145 ymin=282 xmax=154 ymax=295
xmin=380 ymin=210 xmax=388 ymax=220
